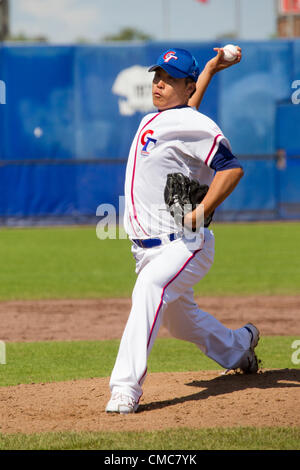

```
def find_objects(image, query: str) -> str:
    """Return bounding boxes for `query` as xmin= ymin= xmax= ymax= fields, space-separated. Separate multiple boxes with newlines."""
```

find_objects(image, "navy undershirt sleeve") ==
xmin=210 ymin=142 xmax=243 ymax=172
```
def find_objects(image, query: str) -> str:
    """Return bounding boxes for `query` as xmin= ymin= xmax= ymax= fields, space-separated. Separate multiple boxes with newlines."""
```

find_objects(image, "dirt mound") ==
xmin=0 ymin=369 xmax=299 ymax=434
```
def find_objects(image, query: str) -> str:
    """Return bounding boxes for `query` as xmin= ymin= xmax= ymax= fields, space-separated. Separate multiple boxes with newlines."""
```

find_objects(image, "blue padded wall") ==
xmin=0 ymin=40 xmax=299 ymax=223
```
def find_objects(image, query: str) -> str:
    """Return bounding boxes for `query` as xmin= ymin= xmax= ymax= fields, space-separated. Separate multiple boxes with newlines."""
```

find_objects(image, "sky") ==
xmin=9 ymin=0 xmax=278 ymax=44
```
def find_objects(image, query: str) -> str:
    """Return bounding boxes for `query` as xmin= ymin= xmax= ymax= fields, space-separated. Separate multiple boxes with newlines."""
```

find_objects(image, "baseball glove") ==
xmin=164 ymin=172 xmax=214 ymax=229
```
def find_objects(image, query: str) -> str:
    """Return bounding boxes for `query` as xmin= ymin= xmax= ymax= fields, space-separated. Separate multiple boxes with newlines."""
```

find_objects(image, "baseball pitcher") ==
xmin=106 ymin=47 xmax=260 ymax=414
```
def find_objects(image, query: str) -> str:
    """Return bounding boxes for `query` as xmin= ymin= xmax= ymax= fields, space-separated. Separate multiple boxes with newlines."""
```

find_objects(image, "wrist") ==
xmin=183 ymin=211 xmax=194 ymax=231
xmin=204 ymin=63 xmax=217 ymax=77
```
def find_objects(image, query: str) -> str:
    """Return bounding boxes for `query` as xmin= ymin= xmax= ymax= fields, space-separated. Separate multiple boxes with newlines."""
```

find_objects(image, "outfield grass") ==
xmin=0 ymin=222 xmax=299 ymax=300
xmin=0 ymin=336 xmax=298 ymax=387
xmin=0 ymin=226 xmax=136 ymax=300
xmin=208 ymin=222 xmax=300 ymax=296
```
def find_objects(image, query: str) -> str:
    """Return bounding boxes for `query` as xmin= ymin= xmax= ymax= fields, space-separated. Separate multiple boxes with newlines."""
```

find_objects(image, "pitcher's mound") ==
xmin=0 ymin=369 xmax=299 ymax=434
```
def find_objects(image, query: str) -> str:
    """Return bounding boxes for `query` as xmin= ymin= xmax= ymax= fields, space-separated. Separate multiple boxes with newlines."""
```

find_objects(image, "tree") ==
xmin=0 ymin=0 xmax=10 ymax=41
xmin=7 ymin=32 xmax=48 ymax=42
xmin=103 ymin=27 xmax=152 ymax=41
xmin=215 ymin=32 xmax=237 ymax=40
xmin=74 ymin=36 xmax=92 ymax=44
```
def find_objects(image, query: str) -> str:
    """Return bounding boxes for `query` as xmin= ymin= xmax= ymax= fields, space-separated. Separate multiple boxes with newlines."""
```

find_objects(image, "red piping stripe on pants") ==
xmin=138 ymin=248 xmax=202 ymax=386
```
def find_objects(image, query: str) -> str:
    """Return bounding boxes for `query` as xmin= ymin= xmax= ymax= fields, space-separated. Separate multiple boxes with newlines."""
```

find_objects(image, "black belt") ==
xmin=132 ymin=233 xmax=177 ymax=249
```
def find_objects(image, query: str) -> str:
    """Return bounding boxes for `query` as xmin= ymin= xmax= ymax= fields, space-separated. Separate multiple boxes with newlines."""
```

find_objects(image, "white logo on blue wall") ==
xmin=112 ymin=66 xmax=155 ymax=116
xmin=0 ymin=80 xmax=6 ymax=104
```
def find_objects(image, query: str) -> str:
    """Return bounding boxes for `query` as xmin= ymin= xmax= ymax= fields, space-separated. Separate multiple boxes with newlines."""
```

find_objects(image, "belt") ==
xmin=132 ymin=233 xmax=179 ymax=249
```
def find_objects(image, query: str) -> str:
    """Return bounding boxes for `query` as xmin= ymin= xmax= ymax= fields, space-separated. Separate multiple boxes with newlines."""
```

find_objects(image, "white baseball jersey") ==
xmin=123 ymin=106 xmax=231 ymax=239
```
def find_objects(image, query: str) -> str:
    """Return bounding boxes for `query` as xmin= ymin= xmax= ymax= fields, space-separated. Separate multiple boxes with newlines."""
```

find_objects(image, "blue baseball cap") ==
xmin=148 ymin=48 xmax=200 ymax=82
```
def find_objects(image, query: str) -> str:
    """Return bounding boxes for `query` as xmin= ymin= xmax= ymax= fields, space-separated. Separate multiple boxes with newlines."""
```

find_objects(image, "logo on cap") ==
xmin=163 ymin=51 xmax=178 ymax=63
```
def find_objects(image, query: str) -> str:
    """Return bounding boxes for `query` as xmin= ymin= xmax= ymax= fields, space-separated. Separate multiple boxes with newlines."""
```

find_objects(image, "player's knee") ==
xmin=132 ymin=271 xmax=163 ymax=300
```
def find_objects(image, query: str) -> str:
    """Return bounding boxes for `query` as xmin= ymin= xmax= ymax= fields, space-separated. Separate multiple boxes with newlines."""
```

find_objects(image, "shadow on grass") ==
xmin=138 ymin=368 xmax=300 ymax=413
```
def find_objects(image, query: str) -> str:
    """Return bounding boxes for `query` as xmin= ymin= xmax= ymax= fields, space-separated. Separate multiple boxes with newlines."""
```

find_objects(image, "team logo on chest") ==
xmin=140 ymin=129 xmax=157 ymax=156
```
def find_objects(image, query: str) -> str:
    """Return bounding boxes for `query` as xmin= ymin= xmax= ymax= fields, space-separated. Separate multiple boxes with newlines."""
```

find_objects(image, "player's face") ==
xmin=152 ymin=68 xmax=195 ymax=111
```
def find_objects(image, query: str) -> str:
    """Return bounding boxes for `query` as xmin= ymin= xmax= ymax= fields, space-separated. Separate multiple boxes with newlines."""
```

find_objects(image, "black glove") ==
xmin=164 ymin=172 xmax=214 ymax=229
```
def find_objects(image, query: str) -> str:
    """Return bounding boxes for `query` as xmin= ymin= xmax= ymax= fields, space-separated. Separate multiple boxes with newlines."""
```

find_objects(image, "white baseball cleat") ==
xmin=238 ymin=323 xmax=260 ymax=373
xmin=106 ymin=392 xmax=139 ymax=414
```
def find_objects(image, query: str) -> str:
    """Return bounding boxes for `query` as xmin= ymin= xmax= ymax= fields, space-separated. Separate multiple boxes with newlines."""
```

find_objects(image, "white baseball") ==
xmin=222 ymin=44 xmax=238 ymax=62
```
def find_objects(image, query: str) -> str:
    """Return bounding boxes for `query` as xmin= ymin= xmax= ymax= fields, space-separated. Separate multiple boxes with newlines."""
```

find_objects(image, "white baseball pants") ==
xmin=109 ymin=229 xmax=251 ymax=402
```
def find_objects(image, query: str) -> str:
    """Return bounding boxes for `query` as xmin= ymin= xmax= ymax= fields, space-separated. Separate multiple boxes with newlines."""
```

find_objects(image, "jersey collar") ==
xmin=157 ymin=104 xmax=191 ymax=112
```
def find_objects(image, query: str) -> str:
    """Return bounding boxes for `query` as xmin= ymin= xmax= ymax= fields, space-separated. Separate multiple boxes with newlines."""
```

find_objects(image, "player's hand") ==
xmin=188 ymin=46 xmax=241 ymax=109
xmin=205 ymin=46 xmax=242 ymax=76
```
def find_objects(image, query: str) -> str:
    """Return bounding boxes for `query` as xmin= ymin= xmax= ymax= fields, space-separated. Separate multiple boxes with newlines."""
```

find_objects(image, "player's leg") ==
xmin=161 ymin=289 xmax=254 ymax=370
xmin=108 ymin=233 xmax=214 ymax=405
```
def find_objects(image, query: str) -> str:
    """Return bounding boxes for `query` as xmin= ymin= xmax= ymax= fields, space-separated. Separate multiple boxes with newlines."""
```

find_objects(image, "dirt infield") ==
xmin=0 ymin=295 xmax=299 ymax=434
xmin=1 ymin=295 xmax=299 ymax=342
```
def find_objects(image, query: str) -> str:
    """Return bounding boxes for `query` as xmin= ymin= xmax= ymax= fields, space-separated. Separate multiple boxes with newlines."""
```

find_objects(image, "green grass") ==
xmin=0 ymin=336 xmax=298 ymax=387
xmin=0 ymin=222 xmax=299 ymax=300
xmin=202 ymin=222 xmax=300 ymax=296
xmin=0 ymin=226 xmax=136 ymax=300
xmin=0 ymin=427 xmax=299 ymax=450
